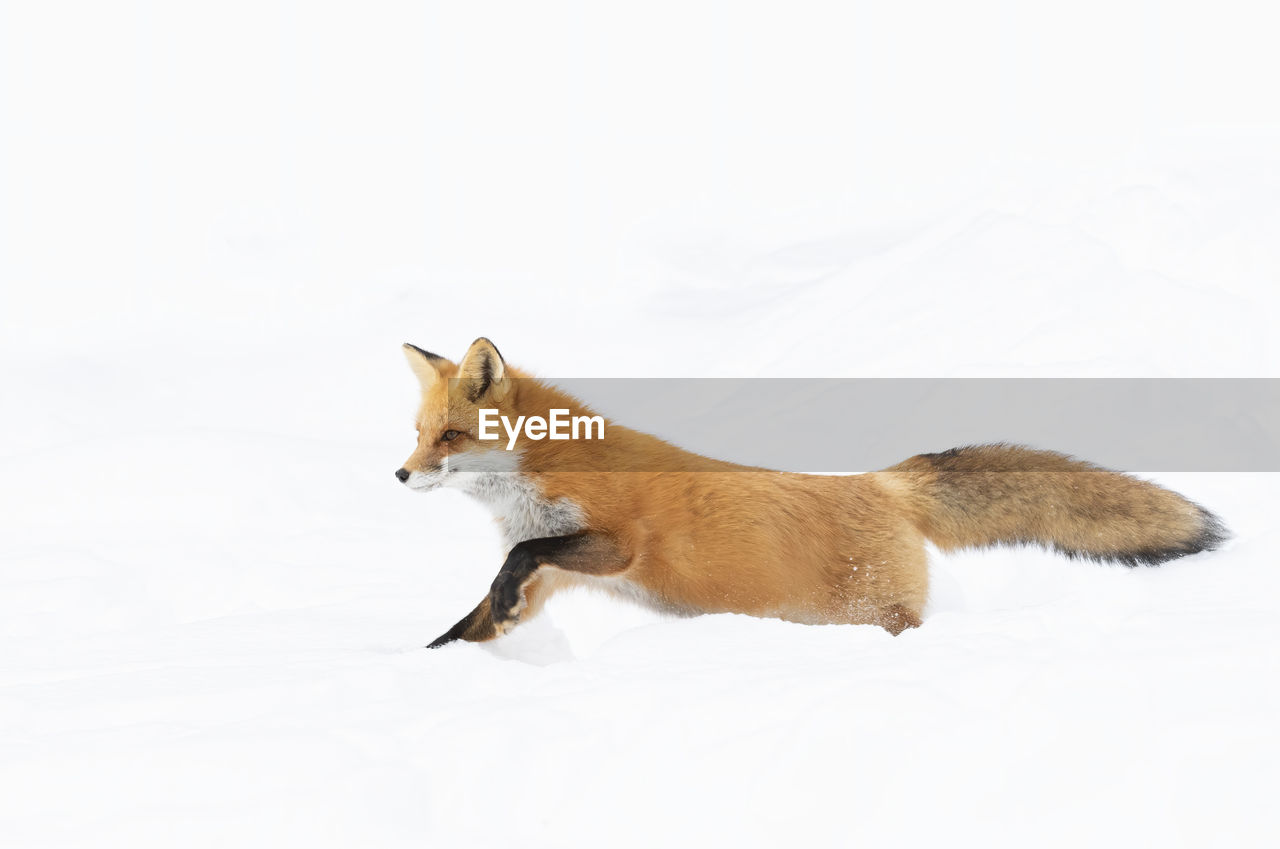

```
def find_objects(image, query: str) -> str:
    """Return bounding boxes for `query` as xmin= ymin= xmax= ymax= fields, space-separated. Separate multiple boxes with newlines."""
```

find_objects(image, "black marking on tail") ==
xmin=1125 ymin=505 xmax=1228 ymax=565
xmin=1051 ymin=504 xmax=1228 ymax=567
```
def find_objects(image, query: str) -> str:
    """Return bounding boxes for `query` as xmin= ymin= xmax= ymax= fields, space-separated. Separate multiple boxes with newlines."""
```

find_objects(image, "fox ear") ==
xmin=458 ymin=337 xmax=509 ymax=402
xmin=402 ymin=343 xmax=446 ymax=387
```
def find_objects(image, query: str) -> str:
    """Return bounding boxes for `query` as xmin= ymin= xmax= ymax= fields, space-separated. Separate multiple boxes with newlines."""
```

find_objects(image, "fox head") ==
xmin=396 ymin=337 xmax=521 ymax=492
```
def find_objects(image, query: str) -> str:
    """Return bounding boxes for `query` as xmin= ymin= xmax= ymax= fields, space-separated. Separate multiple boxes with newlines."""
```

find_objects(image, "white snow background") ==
xmin=3 ymin=2 xmax=1279 ymax=847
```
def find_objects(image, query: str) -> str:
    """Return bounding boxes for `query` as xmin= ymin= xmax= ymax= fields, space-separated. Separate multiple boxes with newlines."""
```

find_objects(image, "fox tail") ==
xmin=887 ymin=444 xmax=1227 ymax=565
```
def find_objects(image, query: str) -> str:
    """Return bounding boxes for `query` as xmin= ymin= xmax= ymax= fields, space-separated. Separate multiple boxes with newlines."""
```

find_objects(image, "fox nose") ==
xmin=395 ymin=468 xmax=410 ymax=483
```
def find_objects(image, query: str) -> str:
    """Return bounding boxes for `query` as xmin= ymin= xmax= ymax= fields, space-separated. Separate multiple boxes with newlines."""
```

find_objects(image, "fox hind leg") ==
xmin=879 ymin=603 xmax=922 ymax=636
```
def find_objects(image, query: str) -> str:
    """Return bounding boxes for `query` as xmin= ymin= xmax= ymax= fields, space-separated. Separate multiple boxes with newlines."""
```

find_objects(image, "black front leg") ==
xmin=426 ymin=596 xmax=496 ymax=648
xmin=487 ymin=532 xmax=629 ymax=634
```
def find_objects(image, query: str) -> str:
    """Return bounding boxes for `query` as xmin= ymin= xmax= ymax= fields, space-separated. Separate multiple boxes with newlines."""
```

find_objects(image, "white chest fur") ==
xmin=456 ymin=471 xmax=585 ymax=549
xmin=452 ymin=468 xmax=687 ymax=617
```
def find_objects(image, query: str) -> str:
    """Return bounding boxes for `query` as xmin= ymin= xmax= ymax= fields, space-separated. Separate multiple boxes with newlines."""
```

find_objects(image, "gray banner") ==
xmin=454 ymin=379 xmax=1280 ymax=472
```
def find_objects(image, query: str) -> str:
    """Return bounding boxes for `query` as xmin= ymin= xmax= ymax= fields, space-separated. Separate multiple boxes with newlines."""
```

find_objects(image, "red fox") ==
xmin=397 ymin=338 xmax=1227 ymax=647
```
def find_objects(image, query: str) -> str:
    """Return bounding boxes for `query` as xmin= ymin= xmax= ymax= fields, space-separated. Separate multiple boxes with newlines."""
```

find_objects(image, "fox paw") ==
xmin=489 ymin=570 xmax=530 ymax=634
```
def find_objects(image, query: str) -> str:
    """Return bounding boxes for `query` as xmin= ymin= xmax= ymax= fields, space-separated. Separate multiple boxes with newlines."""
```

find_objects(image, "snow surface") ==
xmin=3 ymin=2 xmax=1279 ymax=847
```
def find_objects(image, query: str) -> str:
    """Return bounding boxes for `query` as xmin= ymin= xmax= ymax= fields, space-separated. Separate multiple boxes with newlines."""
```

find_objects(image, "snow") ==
xmin=3 ymin=2 xmax=1279 ymax=847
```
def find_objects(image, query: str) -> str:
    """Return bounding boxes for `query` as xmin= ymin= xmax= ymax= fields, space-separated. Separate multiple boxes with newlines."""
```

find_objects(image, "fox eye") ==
xmin=441 ymin=429 xmax=462 ymax=442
